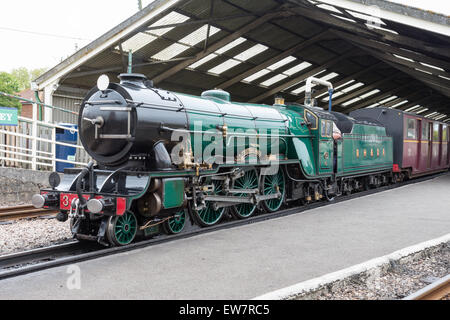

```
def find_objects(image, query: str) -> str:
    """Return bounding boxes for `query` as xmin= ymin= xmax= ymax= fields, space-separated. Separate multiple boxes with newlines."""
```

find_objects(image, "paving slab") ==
xmin=0 ymin=173 xmax=449 ymax=300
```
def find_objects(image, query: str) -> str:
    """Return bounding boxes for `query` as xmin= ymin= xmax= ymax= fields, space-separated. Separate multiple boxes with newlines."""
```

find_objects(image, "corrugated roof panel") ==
xmin=390 ymin=100 xmax=408 ymax=108
xmin=361 ymin=89 xmax=381 ymax=98
xmin=118 ymin=12 xmax=192 ymax=53
xmin=323 ymin=81 xmax=364 ymax=101
xmin=209 ymin=59 xmax=241 ymax=75
xmin=346 ymin=10 xmax=386 ymax=26
xmin=119 ymin=32 xmax=157 ymax=52
xmin=290 ymin=71 xmax=338 ymax=94
xmin=179 ymin=25 xmax=221 ymax=46
xmin=189 ymin=54 xmax=218 ymax=69
xmin=149 ymin=11 xmax=190 ymax=36
xmin=416 ymin=108 xmax=429 ymax=114
xmin=341 ymin=88 xmax=381 ymax=106
xmin=393 ymin=54 xmax=414 ymax=62
xmin=405 ymin=105 xmax=421 ymax=112
xmin=260 ymin=74 xmax=288 ymax=87
xmin=379 ymin=96 xmax=398 ymax=104
xmin=331 ymin=14 xmax=357 ymax=23
xmin=415 ymin=68 xmax=433 ymax=75
xmin=267 ymin=56 xmax=297 ymax=71
xmin=345 ymin=82 xmax=365 ymax=91
xmin=215 ymin=38 xmax=247 ymax=54
xmin=243 ymin=69 xmax=271 ymax=82
xmin=419 ymin=62 xmax=445 ymax=71
xmin=152 ymin=25 xmax=221 ymax=61
xmin=365 ymin=23 xmax=398 ymax=34
xmin=283 ymin=62 xmax=312 ymax=76
xmin=317 ymin=4 xmax=343 ymax=14
xmin=152 ymin=43 xmax=190 ymax=61
xmin=233 ymin=44 xmax=268 ymax=62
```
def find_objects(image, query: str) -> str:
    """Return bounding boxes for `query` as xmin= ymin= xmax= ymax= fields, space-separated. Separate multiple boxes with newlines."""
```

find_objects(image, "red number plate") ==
xmin=60 ymin=194 xmax=90 ymax=211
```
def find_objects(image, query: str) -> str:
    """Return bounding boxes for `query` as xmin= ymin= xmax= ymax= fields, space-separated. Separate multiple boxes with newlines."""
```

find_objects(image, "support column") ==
xmin=31 ymin=103 xmax=38 ymax=171
xmin=43 ymin=82 xmax=59 ymax=123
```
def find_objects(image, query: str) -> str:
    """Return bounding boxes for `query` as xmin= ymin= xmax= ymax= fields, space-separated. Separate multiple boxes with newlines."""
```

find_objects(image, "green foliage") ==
xmin=30 ymin=68 xmax=47 ymax=82
xmin=0 ymin=72 xmax=22 ymax=110
xmin=10 ymin=67 xmax=48 ymax=91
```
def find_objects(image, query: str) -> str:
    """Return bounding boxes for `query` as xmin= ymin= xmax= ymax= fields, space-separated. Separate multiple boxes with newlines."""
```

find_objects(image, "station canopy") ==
xmin=35 ymin=0 xmax=450 ymax=121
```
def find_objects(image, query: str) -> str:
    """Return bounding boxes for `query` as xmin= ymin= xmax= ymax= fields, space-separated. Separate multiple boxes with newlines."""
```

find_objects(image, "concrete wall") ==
xmin=0 ymin=167 xmax=53 ymax=205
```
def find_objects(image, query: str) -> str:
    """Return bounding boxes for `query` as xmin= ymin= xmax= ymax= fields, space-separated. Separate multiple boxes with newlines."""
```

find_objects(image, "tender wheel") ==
xmin=232 ymin=168 xmax=259 ymax=219
xmin=106 ymin=211 xmax=138 ymax=246
xmin=261 ymin=168 xmax=286 ymax=213
xmin=163 ymin=209 xmax=187 ymax=234
xmin=194 ymin=179 xmax=225 ymax=227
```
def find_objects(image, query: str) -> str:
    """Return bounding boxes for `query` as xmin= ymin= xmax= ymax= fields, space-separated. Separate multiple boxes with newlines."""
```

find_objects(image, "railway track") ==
xmin=0 ymin=172 xmax=446 ymax=281
xmin=0 ymin=205 xmax=58 ymax=222
xmin=404 ymin=275 xmax=450 ymax=300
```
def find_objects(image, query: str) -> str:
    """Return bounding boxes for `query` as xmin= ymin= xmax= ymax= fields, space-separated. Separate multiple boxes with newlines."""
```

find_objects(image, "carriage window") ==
xmin=305 ymin=110 xmax=318 ymax=130
xmin=321 ymin=120 xmax=333 ymax=138
xmin=422 ymin=122 xmax=429 ymax=140
xmin=443 ymin=126 xmax=448 ymax=142
xmin=433 ymin=123 xmax=439 ymax=141
xmin=407 ymin=119 xmax=416 ymax=139
xmin=327 ymin=121 xmax=333 ymax=137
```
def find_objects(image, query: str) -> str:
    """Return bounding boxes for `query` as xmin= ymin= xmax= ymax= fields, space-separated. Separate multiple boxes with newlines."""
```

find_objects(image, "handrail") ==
xmin=0 ymin=91 xmax=78 ymax=115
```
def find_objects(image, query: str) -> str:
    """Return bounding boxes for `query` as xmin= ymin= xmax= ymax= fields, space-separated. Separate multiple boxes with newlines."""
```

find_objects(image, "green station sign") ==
xmin=0 ymin=107 xmax=18 ymax=126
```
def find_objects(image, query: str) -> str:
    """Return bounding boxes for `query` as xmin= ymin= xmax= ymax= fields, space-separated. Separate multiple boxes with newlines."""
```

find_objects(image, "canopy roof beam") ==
xmin=249 ymin=51 xmax=355 ymax=103
xmin=343 ymin=82 xmax=418 ymax=112
xmin=296 ymin=61 xmax=384 ymax=102
xmin=218 ymin=30 xmax=330 ymax=89
xmin=333 ymin=74 xmax=398 ymax=106
xmin=331 ymin=30 xmax=450 ymax=72
xmin=152 ymin=11 xmax=291 ymax=84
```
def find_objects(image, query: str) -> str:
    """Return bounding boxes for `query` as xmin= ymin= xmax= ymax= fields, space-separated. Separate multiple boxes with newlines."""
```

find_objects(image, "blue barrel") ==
xmin=55 ymin=124 xmax=78 ymax=173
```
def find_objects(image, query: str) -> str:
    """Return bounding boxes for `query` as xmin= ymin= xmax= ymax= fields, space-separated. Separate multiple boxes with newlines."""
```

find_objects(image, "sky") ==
xmin=0 ymin=0 xmax=448 ymax=73
xmin=0 ymin=0 xmax=156 ymax=72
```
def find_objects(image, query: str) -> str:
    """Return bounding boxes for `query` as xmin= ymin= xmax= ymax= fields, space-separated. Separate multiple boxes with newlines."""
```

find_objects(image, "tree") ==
xmin=11 ymin=67 xmax=29 ymax=91
xmin=10 ymin=67 xmax=47 ymax=91
xmin=0 ymin=72 xmax=22 ymax=110
xmin=30 ymin=68 xmax=47 ymax=82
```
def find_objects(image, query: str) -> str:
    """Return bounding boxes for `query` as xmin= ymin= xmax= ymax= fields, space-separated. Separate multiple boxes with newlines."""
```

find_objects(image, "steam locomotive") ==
xmin=32 ymin=73 xmax=449 ymax=246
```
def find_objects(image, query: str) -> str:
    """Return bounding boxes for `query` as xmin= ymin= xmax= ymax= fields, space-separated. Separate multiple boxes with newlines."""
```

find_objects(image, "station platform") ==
xmin=0 ymin=173 xmax=449 ymax=300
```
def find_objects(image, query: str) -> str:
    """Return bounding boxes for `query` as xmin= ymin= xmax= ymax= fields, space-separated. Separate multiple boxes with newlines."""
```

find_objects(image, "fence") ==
xmin=0 ymin=93 xmax=91 ymax=171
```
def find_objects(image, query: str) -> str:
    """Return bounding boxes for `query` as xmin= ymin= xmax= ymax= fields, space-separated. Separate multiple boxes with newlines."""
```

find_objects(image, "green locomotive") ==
xmin=33 ymin=74 xmax=393 ymax=246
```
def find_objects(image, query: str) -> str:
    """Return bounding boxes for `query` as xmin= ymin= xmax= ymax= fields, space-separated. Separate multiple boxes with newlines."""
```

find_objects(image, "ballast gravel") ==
xmin=293 ymin=242 xmax=449 ymax=300
xmin=0 ymin=218 xmax=72 ymax=255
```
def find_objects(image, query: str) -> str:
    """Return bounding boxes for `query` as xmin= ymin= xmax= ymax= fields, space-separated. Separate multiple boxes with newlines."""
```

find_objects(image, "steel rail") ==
xmin=0 ymin=205 xmax=58 ymax=222
xmin=0 ymin=172 xmax=446 ymax=281
xmin=404 ymin=275 xmax=450 ymax=300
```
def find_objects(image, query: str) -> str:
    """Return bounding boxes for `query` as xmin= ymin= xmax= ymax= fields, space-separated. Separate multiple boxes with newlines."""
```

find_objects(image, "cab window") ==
xmin=443 ymin=126 xmax=448 ymax=142
xmin=327 ymin=121 xmax=333 ymax=137
xmin=407 ymin=119 xmax=416 ymax=139
xmin=321 ymin=120 xmax=333 ymax=138
xmin=305 ymin=110 xmax=318 ymax=130
xmin=321 ymin=121 xmax=327 ymax=137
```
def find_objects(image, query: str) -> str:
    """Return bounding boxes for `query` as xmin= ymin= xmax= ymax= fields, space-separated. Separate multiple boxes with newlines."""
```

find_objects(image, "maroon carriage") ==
xmin=350 ymin=108 xmax=449 ymax=179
